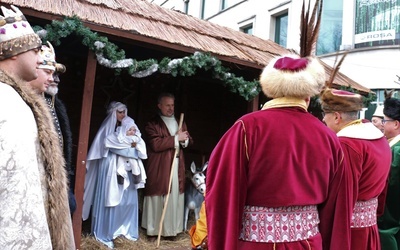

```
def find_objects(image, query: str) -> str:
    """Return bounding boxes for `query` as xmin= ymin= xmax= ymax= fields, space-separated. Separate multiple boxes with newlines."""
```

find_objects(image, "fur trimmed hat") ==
xmin=384 ymin=97 xmax=400 ymax=121
xmin=55 ymin=63 xmax=66 ymax=74
xmin=320 ymin=88 xmax=364 ymax=112
xmin=0 ymin=5 xmax=42 ymax=60
xmin=259 ymin=55 xmax=326 ymax=99
xmin=372 ymin=105 xmax=384 ymax=118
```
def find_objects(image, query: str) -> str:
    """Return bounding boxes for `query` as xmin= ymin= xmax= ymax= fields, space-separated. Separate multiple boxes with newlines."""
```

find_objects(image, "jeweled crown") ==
xmin=0 ymin=5 xmax=42 ymax=60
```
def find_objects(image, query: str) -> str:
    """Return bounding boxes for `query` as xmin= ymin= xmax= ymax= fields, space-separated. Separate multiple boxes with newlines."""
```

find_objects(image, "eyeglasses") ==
xmin=382 ymin=119 xmax=396 ymax=124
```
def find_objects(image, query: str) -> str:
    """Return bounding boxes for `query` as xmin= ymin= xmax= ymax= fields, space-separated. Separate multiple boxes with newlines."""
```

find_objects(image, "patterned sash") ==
xmin=351 ymin=197 xmax=378 ymax=228
xmin=240 ymin=205 xmax=320 ymax=243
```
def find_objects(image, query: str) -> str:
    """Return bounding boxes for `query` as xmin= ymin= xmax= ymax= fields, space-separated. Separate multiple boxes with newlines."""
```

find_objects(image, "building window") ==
xmin=365 ymin=89 xmax=399 ymax=119
xmin=201 ymin=0 xmax=206 ymax=19
xmin=221 ymin=0 xmax=242 ymax=10
xmin=201 ymin=0 xmax=244 ymax=19
xmin=355 ymin=0 xmax=400 ymax=48
xmin=317 ymin=0 xmax=343 ymax=55
xmin=201 ymin=0 xmax=220 ymax=19
xmin=373 ymin=89 xmax=399 ymax=104
xmin=184 ymin=0 xmax=189 ymax=14
xmin=241 ymin=24 xmax=253 ymax=35
xmin=275 ymin=13 xmax=288 ymax=47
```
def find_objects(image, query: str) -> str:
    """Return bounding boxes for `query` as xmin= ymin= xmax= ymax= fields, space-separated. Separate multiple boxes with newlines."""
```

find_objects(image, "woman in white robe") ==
xmin=83 ymin=102 xmax=141 ymax=248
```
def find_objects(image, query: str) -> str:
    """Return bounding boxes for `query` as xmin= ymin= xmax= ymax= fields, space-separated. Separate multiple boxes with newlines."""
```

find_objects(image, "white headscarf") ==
xmin=117 ymin=116 xmax=141 ymax=144
xmin=86 ymin=101 xmax=127 ymax=161
xmin=105 ymin=116 xmax=147 ymax=160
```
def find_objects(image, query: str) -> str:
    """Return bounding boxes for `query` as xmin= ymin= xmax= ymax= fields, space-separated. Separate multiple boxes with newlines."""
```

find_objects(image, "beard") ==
xmin=45 ymin=85 xmax=58 ymax=96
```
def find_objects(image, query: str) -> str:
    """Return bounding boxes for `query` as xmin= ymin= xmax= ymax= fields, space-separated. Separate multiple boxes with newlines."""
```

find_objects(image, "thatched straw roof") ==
xmin=4 ymin=0 xmax=287 ymax=68
xmin=1 ymin=0 xmax=371 ymax=93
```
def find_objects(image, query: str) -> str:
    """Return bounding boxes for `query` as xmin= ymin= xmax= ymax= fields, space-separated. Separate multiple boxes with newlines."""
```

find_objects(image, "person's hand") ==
xmin=131 ymin=142 xmax=137 ymax=147
xmin=177 ymin=130 xmax=189 ymax=142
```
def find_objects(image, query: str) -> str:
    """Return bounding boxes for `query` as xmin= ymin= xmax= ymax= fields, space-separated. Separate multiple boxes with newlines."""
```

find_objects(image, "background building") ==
xmin=150 ymin=0 xmax=400 ymax=113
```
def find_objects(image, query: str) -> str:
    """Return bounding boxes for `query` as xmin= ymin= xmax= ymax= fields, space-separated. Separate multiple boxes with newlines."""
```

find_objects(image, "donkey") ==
xmin=184 ymin=161 xmax=208 ymax=231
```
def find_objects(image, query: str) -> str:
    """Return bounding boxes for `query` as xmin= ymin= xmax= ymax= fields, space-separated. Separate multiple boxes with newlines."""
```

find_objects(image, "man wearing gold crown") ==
xmin=28 ymin=41 xmax=77 ymax=215
xmin=320 ymin=88 xmax=391 ymax=250
xmin=44 ymin=53 xmax=77 ymax=216
xmin=28 ymin=42 xmax=59 ymax=94
xmin=0 ymin=5 xmax=74 ymax=250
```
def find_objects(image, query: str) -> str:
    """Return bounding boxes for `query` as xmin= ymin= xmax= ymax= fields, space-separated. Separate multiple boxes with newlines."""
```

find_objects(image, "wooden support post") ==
xmin=72 ymin=50 xmax=97 ymax=249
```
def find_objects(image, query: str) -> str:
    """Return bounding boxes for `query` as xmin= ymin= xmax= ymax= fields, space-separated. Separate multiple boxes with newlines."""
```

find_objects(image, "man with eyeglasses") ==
xmin=378 ymin=95 xmax=400 ymax=250
xmin=320 ymin=88 xmax=391 ymax=250
xmin=382 ymin=118 xmax=397 ymax=125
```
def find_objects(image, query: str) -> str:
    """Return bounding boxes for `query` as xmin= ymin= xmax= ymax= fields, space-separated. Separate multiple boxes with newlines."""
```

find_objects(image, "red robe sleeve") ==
xmin=205 ymin=120 xmax=248 ymax=250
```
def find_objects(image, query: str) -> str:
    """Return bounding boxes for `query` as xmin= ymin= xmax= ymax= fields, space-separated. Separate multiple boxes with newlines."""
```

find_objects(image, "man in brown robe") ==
xmin=142 ymin=92 xmax=193 ymax=238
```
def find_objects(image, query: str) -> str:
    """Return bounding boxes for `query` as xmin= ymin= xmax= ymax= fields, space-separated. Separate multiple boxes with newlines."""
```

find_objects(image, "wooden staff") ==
xmin=157 ymin=113 xmax=184 ymax=247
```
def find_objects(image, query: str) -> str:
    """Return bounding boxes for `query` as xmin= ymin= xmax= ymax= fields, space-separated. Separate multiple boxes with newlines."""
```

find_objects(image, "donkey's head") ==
xmin=190 ymin=161 xmax=208 ymax=194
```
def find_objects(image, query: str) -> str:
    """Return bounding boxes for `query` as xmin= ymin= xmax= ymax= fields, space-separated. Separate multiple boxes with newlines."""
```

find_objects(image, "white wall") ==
xmin=320 ymin=47 xmax=400 ymax=89
xmin=149 ymin=0 xmax=400 ymax=92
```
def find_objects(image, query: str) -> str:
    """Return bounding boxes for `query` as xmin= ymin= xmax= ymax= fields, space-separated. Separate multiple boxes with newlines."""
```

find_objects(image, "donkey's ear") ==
xmin=191 ymin=161 xmax=196 ymax=173
xmin=202 ymin=161 xmax=208 ymax=171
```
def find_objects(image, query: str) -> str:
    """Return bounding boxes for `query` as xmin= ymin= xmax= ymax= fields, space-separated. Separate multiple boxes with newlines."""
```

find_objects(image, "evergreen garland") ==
xmin=33 ymin=16 xmax=261 ymax=101
xmin=33 ymin=16 xmax=373 ymax=103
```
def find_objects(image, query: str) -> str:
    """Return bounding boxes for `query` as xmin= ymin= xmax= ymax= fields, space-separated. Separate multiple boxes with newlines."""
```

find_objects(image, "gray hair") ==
xmin=340 ymin=111 xmax=359 ymax=122
xmin=157 ymin=92 xmax=175 ymax=104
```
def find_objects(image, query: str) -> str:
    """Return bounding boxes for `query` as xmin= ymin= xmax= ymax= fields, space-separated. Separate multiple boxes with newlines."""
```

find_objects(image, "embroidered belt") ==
xmin=239 ymin=205 xmax=320 ymax=243
xmin=351 ymin=197 xmax=378 ymax=228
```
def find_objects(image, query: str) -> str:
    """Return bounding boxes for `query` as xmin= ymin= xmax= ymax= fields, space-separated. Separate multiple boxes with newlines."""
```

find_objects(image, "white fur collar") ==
xmin=337 ymin=121 xmax=384 ymax=140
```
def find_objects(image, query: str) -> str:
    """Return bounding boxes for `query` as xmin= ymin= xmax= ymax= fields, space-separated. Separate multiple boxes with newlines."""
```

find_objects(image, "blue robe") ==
xmin=89 ymin=148 xmax=139 ymax=248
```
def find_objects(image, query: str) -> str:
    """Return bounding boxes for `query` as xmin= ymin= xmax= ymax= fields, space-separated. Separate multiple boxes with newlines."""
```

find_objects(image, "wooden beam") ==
xmin=72 ymin=50 xmax=97 ymax=248
xmin=247 ymin=94 xmax=259 ymax=112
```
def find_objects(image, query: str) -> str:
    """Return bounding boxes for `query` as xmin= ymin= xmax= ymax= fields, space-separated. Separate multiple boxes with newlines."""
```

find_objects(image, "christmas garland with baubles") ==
xmin=34 ymin=16 xmax=260 ymax=101
xmin=34 ymin=16 xmax=375 ymax=104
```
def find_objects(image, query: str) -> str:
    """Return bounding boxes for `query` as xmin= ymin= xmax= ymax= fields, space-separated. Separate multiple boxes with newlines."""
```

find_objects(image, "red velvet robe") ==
xmin=205 ymin=106 xmax=352 ymax=250
xmin=337 ymin=120 xmax=391 ymax=250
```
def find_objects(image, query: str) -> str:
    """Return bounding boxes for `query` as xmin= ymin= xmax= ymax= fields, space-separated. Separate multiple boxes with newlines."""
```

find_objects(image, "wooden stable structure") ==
xmin=0 ymin=0 xmax=371 ymax=248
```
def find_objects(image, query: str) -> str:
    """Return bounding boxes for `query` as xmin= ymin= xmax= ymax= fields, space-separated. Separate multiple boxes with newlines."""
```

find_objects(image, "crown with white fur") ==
xmin=259 ymin=55 xmax=326 ymax=99
xmin=0 ymin=5 xmax=42 ymax=60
